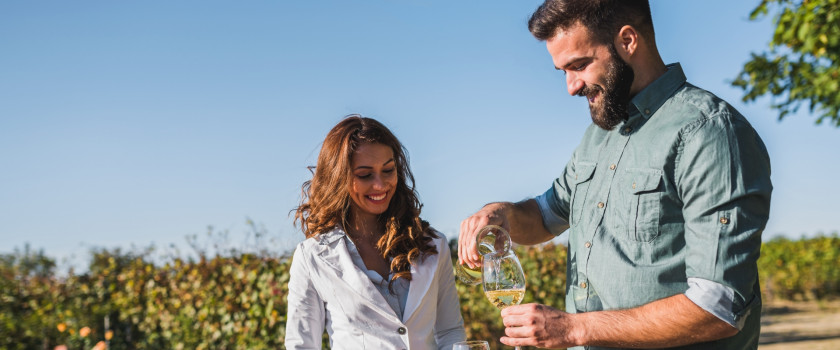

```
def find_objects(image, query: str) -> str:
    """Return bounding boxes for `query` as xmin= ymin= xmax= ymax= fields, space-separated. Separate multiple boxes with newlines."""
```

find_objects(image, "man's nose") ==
xmin=567 ymin=74 xmax=584 ymax=96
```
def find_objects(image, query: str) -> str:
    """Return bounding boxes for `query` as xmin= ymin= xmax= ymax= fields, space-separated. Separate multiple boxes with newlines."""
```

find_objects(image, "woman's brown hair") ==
xmin=294 ymin=115 xmax=438 ymax=286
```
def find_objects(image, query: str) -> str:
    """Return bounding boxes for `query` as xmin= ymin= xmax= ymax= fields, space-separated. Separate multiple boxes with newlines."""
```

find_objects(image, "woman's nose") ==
xmin=371 ymin=174 xmax=386 ymax=189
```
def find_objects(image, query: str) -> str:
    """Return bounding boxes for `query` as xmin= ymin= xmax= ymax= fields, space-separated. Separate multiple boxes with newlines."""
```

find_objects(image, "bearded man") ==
xmin=457 ymin=1 xmax=772 ymax=349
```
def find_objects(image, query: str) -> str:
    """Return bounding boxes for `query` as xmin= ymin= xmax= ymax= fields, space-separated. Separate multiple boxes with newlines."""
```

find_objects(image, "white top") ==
xmin=285 ymin=226 xmax=466 ymax=349
xmin=344 ymin=235 xmax=410 ymax=320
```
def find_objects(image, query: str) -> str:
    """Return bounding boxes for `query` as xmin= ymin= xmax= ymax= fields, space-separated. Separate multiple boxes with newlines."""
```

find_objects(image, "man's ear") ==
xmin=615 ymin=25 xmax=638 ymax=58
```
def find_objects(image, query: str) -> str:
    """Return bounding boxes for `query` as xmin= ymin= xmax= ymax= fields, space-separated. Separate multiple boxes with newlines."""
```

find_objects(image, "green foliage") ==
xmin=757 ymin=233 xmax=840 ymax=301
xmin=0 ymin=246 xmax=57 ymax=350
xmin=732 ymin=0 xmax=840 ymax=126
xmin=2 ymin=234 xmax=839 ymax=349
xmin=1 ymin=244 xmax=292 ymax=350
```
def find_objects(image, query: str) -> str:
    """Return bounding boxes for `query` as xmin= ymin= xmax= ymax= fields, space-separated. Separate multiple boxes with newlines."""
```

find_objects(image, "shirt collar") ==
xmin=629 ymin=62 xmax=686 ymax=120
xmin=316 ymin=225 xmax=348 ymax=245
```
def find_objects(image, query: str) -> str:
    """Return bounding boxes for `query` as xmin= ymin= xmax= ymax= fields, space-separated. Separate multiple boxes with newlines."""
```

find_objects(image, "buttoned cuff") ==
xmin=535 ymin=190 xmax=570 ymax=236
xmin=685 ymin=277 xmax=748 ymax=330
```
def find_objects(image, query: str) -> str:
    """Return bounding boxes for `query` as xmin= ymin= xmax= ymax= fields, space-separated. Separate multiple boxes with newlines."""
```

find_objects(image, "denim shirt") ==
xmin=538 ymin=63 xmax=772 ymax=350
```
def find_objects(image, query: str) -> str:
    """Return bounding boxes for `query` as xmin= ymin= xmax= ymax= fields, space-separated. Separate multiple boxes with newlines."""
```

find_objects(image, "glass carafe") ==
xmin=456 ymin=225 xmax=512 ymax=285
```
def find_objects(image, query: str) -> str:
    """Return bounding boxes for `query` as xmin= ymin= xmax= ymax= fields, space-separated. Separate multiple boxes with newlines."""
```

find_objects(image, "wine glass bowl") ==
xmin=482 ymin=249 xmax=526 ymax=350
xmin=482 ymin=249 xmax=526 ymax=310
xmin=452 ymin=340 xmax=490 ymax=350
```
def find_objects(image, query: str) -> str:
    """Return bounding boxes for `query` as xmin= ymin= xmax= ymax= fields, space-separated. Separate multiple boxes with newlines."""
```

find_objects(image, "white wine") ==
xmin=456 ymin=242 xmax=494 ymax=285
xmin=484 ymin=288 xmax=525 ymax=309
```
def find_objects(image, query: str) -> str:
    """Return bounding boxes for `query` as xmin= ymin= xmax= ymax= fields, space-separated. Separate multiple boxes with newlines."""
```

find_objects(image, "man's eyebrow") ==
xmin=555 ymin=56 xmax=588 ymax=71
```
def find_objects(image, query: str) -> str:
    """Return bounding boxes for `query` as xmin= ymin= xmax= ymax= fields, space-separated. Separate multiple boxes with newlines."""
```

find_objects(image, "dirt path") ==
xmin=759 ymin=300 xmax=840 ymax=350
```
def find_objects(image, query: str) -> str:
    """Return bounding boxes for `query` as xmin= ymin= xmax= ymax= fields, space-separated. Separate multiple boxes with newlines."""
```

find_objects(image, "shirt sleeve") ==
xmin=535 ymin=189 xmax=570 ymax=236
xmin=433 ymin=238 xmax=467 ymax=349
xmin=685 ymin=277 xmax=752 ymax=330
xmin=675 ymin=111 xmax=772 ymax=323
xmin=284 ymin=244 xmax=327 ymax=349
xmin=536 ymin=147 xmax=583 ymax=235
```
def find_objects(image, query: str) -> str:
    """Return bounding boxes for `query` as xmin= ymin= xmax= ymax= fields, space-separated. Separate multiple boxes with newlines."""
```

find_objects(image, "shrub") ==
xmin=1 ymin=233 xmax=838 ymax=349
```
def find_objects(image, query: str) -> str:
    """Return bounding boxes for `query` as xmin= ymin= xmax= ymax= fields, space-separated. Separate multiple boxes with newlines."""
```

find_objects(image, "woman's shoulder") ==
xmin=294 ymin=226 xmax=345 ymax=252
xmin=424 ymin=227 xmax=450 ymax=252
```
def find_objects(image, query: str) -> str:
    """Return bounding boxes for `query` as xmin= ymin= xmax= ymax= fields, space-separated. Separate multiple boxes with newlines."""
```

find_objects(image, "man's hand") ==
xmin=499 ymin=294 xmax=739 ymax=349
xmin=459 ymin=199 xmax=554 ymax=268
xmin=500 ymin=303 xmax=581 ymax=349
xmin=458 ymin=202 xmax=512 ymax=268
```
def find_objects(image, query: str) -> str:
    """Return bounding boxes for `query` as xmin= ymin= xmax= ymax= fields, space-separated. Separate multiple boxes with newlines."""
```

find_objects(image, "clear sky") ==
xmin=2 ymin=0 xmax=838 ymax=268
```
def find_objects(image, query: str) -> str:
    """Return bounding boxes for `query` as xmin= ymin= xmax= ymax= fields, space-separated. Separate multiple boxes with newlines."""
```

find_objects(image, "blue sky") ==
xmin=2 ymin=0 xmax=838 ymax=268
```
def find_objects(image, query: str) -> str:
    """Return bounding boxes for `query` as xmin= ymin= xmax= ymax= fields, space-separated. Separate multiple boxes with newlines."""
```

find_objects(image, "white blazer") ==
xmin=284 ymin=227 xmax=466 ymax=350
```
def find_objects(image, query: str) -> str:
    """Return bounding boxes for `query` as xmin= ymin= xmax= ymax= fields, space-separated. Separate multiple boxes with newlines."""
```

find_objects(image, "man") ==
xmin=458 ymin=1 xmax=772 ymax=349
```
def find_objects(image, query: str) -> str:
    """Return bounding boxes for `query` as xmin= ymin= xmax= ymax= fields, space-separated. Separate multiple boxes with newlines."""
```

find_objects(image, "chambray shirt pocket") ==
xmin=570 ymin=161 xmax=597 ymax=226
xmin=617 ymin=168 xmax=664 ymax=242
xmin=568 ymin=283 xmax=589 ymax=312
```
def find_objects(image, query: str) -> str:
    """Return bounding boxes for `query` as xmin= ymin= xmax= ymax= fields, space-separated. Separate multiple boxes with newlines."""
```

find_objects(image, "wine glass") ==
xmin=457 ymin=225 xmax=512 ymax=285
xmin=452 ymin=340 xmax=490 ymax=350
xmin=483 ymin=249 xmax=526 ymax=350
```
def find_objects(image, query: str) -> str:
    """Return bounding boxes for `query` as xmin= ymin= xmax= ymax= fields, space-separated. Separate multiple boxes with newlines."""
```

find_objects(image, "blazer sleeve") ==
xmin=433 ymin=238 xmax=467 ymax=349
xmin=284 ymin=244 xmax=326 ymax=349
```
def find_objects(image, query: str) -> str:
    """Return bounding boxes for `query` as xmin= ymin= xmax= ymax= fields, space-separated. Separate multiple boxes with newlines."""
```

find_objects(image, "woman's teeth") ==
xmin=367 ymin=193 xmax=386 ymax=201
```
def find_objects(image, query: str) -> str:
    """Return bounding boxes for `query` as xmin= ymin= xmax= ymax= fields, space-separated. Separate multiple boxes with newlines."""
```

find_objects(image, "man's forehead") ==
xmin=547 ymin=25 xmax=604 ymax=67
xmin=551 ymin=22 xmax=596 ymax=45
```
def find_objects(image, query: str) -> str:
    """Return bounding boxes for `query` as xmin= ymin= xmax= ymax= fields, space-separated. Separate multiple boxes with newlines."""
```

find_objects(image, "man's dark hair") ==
xmin=528 ymin=0 xmax=654 ymax=44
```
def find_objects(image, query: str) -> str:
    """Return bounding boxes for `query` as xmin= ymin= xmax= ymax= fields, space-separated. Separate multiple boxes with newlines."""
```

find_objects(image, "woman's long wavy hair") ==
xmin=294 ymin=115 xmax=438 ymax=287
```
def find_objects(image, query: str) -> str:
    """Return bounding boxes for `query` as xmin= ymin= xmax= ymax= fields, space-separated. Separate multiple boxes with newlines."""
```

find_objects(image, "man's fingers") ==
xmin=503 ymin=318 xmax=539 ymax=337
xmin=458 ymin=219 xmax=468 ymax=264
xmin=501 ymin=303 xmax=539 ymax=317
xmin=467 ymin=220 xmax=480 ymax=263
xmin=459 ymin=217 xmax=480 ymax=267
xmin=501 ymin=313 xmax=532 ymax=328
xmin=500 ymin=336 xmax=534 ymax=347
xmin=460 ymin=220 xmax=473 ymax=265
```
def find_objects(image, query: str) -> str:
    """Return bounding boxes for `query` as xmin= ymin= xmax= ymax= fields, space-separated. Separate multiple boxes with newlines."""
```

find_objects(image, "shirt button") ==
xmin=609 ymin=164 xmax=616 ymax=170
xmin=580 ymin=282 xmax=587 ymax=288
xmin=397 ymin=327 xmax=406 ymax=335
xmin=624 ymin=127 xmax=632 ymax=133
xmin=584 ymin=241 xmax=591 ymax=248
xmin=644 ymin=109 xmax=650 ymax=114
xmin=720 ymin=217 xmax=730 ymax=224
xmin=597 ymin=202 xmax=605 ymax=208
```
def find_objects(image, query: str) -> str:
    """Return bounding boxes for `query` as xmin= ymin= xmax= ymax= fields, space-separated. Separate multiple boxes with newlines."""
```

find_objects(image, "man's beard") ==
xmin=577 ymin=45 xmax=635 ymax=130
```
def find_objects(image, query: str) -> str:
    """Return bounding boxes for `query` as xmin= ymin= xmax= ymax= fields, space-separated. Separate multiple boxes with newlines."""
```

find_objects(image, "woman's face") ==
xmin=347 ymin=142 xmax=398 ymax=221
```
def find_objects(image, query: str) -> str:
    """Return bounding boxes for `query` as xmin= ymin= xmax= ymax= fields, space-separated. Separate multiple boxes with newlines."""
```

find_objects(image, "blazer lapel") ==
xmin=313 ymin=229 xmax=398 ymax=320
xmin=402 ymin=246 xmax=437 ymax=322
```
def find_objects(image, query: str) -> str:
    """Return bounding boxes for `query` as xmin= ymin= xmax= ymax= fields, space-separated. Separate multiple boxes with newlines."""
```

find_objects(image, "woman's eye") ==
xmin=383 ymin=168 xmax=396 ymax=174
xmin=356 ymin=173 xmax=372 ymax=179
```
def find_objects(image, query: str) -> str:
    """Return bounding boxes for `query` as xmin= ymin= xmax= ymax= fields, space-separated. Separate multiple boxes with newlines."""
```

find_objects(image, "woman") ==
xmin=285 ymin=115 xmax=466 ymax=349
